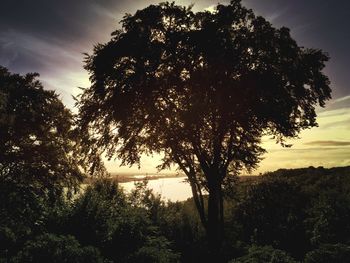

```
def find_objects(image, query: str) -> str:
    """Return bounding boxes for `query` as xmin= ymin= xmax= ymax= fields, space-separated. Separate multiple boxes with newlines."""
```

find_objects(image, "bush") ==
xmin=230 ymin=246 xmax=297 ymax=263
xmin=68 ymin=179 xmax=127 ymax=245
xmin=0 ymin=227 xmax=16 ymax=259
xmin=0 ymin=178 xmax=52 ymax=259
xmin=304 ymin=243 xmax=350 ymax=263
xmin=233 ymin=178 xmax=308 ymax=258
xmin=13 ymin=233 xmax=104 ymax=263
xmin=305 ymin=191 xmax=350 ymax=245
xmin=68 ymin=179 xmax=175 ymax=262
xmin=129 ymin=236 xmax=180 ymax=263
xmin=157 ymin=199 xmax=206 ymax=262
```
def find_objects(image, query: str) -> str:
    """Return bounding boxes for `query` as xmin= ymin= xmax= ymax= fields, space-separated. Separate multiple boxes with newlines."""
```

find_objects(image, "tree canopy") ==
xmin=0 ymin=66 xmax=94 ymax=197
xmin=77 ymin=0 xmax=331 ymax=252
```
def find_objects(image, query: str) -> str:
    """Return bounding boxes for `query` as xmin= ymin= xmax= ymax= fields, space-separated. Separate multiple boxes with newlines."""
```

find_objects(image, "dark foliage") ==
xmin=12 ymin=233 xmax=104 ymax=263
xmin=0 ymin=66 xmax=93 ymax=198
xmin=230 ymin=246 xmax=297 ymax=263
xmin=0 ymin=66 xmax=90 ymax=260
xmin=226 ymin=166 xmax=350 ymax=261
xmin=304 ymin=243 xmax=350 ymax=263
xmin=233 ymin=177 xmax=309 ymax=258
xmin=63 ymin=179 xmax=179 ymax=263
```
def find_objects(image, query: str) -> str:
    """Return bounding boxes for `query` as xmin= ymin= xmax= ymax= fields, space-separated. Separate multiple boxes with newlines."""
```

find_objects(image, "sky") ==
xmin=0 ymin=0 xmax=349 ymax=174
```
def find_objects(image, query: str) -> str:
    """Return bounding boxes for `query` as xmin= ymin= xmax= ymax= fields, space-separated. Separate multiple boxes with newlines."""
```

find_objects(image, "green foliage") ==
xmin=0 ymin=66 xmax=85 ymax=198
xmin=306 ymin=193 xmax=350 ymax=245
xmin=260 ymin=166 xmax=350 ymax=248
xmin=233 ymin=177 xmax=308 ymax=257
xmin=158 ymin=200 xmax=207 ymax=262
xmin=2 ymin=159 xmax=350 ymax=263
xmin=0 ymin=177 xmax=51 ymax=259
xmin=0 ymin=177 xmax=47 ymax=230
xmin=129 ymin=236 xmax=180 ymax=263
xmin=68 ymin=179 xmax=129 ymax=246
xmin=226 ymin=166 xmax=350 ymax=260
xmin=304 ymin=243 xmax=350 ymax=263
xmin=13 ymin=233 xmax=104 ymax=263
xmin=0 ymin=65 xmax=116 ymax=261
xmin=66 ymin=179 xmax=177 ymax=263
xmin=0 ymin=226 xmax=16 ymax=259
xmin=0 ymin=66 xmax=103 ymax=260
xmin=298 ymin=167 xmax=350 ymax=246
xmin=230 ymin=246 xmax=297 ymax=263
xmin=128 ymin=180 xmax=164 ymax=223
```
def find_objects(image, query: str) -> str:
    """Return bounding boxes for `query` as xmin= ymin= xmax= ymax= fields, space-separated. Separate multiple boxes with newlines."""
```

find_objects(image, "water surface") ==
xmin=120 ymin=176 xmax=192 ymax=202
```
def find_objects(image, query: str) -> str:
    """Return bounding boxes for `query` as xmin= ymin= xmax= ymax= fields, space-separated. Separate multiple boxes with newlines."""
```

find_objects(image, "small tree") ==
xmin=77 ymin=0 xmax=331 ymax=253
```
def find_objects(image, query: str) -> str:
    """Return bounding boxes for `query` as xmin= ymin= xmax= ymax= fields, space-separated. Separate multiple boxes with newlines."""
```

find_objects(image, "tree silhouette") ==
xmin=0 ymin=66 xmax=100 ymax=199
xmin=77 ymin=0 xmax=331 ymax=254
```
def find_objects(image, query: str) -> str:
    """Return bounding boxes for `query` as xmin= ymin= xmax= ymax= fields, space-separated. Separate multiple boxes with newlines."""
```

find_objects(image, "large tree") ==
xmin=77 ymin=0 xmax=331 ymax=253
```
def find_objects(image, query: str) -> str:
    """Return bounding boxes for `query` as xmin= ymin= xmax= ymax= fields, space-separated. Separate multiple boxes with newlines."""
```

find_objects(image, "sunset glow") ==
xmin=1 ymin=0 xmax=349 ymax=174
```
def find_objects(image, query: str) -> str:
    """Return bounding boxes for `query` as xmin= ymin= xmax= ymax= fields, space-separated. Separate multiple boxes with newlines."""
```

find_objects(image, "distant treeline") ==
xmin=84 ymin=173 xmax=185 ymax=184
xmin=2 ymin=166 xmax=350 ymax=262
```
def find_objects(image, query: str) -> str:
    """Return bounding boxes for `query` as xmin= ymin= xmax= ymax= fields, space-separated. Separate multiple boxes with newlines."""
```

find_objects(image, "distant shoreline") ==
xmin=114 ymin=173 xmax=186 ymax=183
xmin=83 ymin=173 xmax=186 ymax=184
xmin=84 ymin=173 xmax=258 ymax=184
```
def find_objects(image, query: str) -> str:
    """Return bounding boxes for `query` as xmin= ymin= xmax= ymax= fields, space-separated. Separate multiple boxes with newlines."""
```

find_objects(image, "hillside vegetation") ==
xmin=2 ymin=166 xmax=350 ymax=262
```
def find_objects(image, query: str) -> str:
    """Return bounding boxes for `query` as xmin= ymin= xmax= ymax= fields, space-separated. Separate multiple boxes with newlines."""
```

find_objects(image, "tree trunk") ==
xmin=207 ymin=177 xmax=223 ymax=258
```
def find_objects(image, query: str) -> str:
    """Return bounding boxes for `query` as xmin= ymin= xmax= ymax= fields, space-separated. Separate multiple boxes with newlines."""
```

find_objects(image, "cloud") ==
xmin=318 ymin=95 xmax=350 ymax=113
xmin=304 ymin=140 xmax=350 ymax=147
xmin=0 ymin=29 xmax=90 ymax=107
xmin=265 ymin=6 xmax=290 ymax=23
xmin=318 ymin=107 xmax=350 ymax=118
xmin=320 ymin=118 xmax=350 ymax=130
xmin=258 ymin=145 xmax=350 ymax=173
xmin=316 ymin=103 xmax=350 ymax=130
xmin=267 ymin=147 xmax=345 ymax=152
xmin=335 ymin=95 xmax=350 ymax=103
xmin=0 ymin=0 xmax=222 ymax=109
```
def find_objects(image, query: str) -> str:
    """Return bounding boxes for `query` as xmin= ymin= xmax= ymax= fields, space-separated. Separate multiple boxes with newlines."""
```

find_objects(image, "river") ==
xmin=119 ymin=176 xmax=193 ymax=202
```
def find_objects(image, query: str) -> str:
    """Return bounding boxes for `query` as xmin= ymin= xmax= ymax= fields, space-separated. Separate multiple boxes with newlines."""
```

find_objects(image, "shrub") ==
xmin=304 ymin=243 xmax=350 ymax=263
xmin=230 ymin=246 xmax=297 ymax=263
xmin=129 ymin=236 xmax=180 ymax=263
xmin=13 ymin=233 xmax=104 ymax=263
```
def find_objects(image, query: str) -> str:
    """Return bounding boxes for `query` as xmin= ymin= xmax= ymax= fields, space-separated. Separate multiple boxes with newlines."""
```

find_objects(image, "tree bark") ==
xmin=188 ymin=177 xmax=207 ymax=230
xmin=207 ymin=176 xmax=223 ymax=258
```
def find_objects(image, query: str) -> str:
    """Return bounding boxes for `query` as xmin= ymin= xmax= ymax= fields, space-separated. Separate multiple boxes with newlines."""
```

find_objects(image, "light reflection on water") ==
xmin=120 ymin=176 xmax=193 ymax=202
